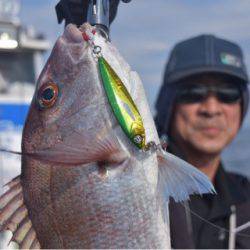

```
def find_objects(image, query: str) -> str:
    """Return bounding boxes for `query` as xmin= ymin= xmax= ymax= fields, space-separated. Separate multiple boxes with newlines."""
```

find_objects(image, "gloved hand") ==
xmin=56 ymin=0 xmax=131 ymax=26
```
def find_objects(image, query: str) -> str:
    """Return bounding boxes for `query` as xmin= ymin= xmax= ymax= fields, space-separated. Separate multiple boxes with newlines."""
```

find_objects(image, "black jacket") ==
xmin=169 ymin=165 xmax=250 ymax=249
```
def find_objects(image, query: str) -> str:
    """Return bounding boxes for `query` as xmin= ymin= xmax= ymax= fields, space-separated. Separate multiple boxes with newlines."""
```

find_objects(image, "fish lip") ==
xmin=63 ymin=24 xmax=84 ymax=44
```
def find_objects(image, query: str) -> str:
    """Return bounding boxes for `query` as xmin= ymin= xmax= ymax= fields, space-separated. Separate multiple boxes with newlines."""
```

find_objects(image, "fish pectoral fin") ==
xmin=35 ymin=131 xmax=128 ymax=166
xmin=0 ymin=176 xmax=41 ymax=249
xmin=157 ymin=150 xmax=216 ymax=202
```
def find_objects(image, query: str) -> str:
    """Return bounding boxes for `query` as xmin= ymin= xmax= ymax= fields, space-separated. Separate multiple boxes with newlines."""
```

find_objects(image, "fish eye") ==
xmin=38 ymin=82 xmax=59 ymax=109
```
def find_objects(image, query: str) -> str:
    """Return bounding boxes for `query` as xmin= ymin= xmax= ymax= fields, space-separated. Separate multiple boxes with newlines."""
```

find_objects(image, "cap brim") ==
xmin=167 ymin=66 xmax=249 ymax=84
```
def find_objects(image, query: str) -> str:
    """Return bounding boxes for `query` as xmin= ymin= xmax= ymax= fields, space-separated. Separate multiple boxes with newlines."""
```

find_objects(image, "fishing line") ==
xmin=0 ymin=148 xmax=22 ymax=156
xmin=180 ymin=202 xmax=250 ymax=238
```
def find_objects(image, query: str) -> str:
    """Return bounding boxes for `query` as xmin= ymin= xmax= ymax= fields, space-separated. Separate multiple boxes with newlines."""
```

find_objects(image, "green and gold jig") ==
xmin=98 ymin=56 xmax=145 ymax=149
xmin=84 ymin=30 xmax=147 ymax=149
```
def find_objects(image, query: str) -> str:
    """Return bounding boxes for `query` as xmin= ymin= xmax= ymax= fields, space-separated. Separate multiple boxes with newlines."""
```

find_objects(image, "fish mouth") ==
xmin=63 ymin=23 xmax=95 ymax=44
xmin=63 ymin=24 xmax=84 ymax=44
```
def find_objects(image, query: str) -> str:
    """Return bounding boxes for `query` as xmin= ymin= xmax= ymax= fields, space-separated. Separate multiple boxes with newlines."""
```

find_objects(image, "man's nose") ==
xmin=198 ymin=95 xmax=222 ymax=117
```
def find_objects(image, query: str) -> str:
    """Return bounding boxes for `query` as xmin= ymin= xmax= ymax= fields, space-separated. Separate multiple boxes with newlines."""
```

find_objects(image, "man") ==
xmin=155 ymin=34 xmax=250 ymax=249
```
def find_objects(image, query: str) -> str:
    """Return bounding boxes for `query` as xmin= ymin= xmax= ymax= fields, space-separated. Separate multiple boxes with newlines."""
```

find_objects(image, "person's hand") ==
xmin=56 ymin=0 xmax=131 ymax=26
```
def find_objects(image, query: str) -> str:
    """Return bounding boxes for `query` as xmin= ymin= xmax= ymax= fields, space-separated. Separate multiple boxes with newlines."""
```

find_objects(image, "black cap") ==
xmin=165 ymin=34 xmax=248 ymax=84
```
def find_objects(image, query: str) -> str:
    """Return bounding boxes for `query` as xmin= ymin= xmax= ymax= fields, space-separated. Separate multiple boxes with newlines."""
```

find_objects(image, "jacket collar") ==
xmin=206 ymin=164 xmax=247 ymax=221
xmin=168 ymin=144 xmax=249 ymax=216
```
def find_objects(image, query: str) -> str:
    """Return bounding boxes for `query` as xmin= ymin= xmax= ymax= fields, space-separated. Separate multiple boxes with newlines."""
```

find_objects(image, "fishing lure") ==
xmin=83 ymin=29 xmax=146 ymax=149
xmin=98 ymin=56 xmax=145 ymax=149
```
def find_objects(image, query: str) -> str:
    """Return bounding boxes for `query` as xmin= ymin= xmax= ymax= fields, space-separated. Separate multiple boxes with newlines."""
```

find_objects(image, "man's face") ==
xmin=170 ymin=74 xmax=242 ymax=155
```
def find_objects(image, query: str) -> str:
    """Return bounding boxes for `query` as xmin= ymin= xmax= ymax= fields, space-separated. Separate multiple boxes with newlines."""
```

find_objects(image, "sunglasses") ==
xmin=176 ymin=83 xmax=242 ymax=104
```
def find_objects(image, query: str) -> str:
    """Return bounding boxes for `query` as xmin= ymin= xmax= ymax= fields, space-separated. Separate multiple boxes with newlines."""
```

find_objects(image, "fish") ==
xmin=0 ymin=23 xmax=214 ymax=249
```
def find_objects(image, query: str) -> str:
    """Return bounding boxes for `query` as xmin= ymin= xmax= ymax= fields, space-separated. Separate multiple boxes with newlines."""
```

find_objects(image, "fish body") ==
xmin=0 ymin=23 xmax=214 ymax=249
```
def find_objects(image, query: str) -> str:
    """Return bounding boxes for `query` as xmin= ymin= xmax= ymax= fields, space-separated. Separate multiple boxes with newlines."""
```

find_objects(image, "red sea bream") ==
xmin=0 ymin=23 xmax=214 ymax=249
